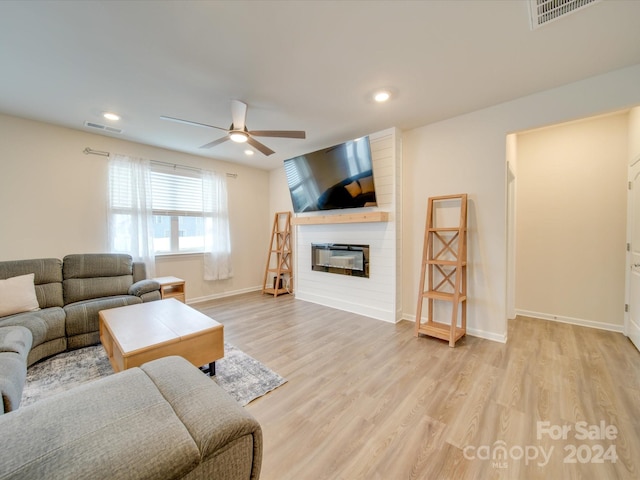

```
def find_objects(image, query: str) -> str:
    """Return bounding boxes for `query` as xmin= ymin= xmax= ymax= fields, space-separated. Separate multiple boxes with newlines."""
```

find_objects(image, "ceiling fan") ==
xmin=160 ymin=100 xmax=306 ymax=156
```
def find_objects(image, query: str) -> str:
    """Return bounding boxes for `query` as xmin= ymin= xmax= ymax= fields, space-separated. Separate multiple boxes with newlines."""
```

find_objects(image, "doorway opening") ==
xmin=506 ymin=108 xmax=633 ymax=334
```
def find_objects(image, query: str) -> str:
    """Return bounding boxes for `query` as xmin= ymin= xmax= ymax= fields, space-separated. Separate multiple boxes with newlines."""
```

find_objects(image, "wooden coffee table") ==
xmin=99 ymin=299 xmax=224 ymax=374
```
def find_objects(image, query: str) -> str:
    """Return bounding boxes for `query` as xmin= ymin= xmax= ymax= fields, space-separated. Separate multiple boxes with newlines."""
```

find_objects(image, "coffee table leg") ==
xmin=199 ymin=362 xmax=216 ymax=376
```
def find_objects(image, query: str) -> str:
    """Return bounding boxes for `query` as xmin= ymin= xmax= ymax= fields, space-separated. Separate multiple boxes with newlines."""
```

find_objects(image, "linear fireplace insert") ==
xmin=311 ymin=243 xmax=369 ymax=277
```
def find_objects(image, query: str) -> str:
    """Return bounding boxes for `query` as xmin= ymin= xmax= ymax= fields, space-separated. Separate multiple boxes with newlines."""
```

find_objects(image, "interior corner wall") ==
xmin=0 ymin=113 xmax=270 ymax=302
xmin=402 ymin=63 xmax=640 ymax=343
xmin=515 ymin=113 xmax=629 ymax=330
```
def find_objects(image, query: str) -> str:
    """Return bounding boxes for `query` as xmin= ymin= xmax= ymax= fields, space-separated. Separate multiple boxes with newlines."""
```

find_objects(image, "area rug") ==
xmin=21 ymin=343 xmax=286 ymax=407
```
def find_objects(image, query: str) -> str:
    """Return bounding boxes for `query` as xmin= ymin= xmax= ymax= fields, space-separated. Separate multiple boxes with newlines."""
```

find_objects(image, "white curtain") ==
xmin=107 ymin=154 xmax=156 ymax=278
xmin=202 ymin=170 xmax=232 ymax=280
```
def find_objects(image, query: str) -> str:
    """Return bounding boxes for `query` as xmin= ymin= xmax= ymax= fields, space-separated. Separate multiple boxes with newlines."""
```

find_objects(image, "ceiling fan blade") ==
xmin=199 ymin=136 xmax=230 ymax=149
xmin=246 ymin=136 xmax=275 ymax=156
xmin=249 ymin=130 xmax=306 ymax=139
xmin=231 ymin=100 xmax=247 ymax=131
xmin=160 ymin=115 xmax=227 ymax=131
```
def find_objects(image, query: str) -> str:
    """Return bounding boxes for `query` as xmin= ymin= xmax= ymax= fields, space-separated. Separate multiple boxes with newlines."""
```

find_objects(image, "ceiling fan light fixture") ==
xmin=229 ymin=131 xmax=249 ymax=143
xmin=162 ymin=100 xmax=305 ymax=156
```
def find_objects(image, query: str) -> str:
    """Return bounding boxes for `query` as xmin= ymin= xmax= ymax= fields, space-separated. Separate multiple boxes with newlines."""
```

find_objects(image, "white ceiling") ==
xmin=1 ymin=0 xmax=640 ymax=170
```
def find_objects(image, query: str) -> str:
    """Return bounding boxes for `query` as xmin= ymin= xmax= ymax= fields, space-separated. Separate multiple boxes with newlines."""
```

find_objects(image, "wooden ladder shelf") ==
xmin=262 ymin=211 xmax=293 ymax=297
xmin=415 ymin=194 xmax=468 ymax=347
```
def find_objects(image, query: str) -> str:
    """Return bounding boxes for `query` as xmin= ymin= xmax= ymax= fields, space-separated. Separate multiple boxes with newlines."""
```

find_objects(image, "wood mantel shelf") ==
xmin=291 ymin=211 xmax=389 ymax=225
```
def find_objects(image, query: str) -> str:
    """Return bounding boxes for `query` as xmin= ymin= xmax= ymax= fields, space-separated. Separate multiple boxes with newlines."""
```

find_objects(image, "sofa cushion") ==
xmin=63 ymin=276 xmax=134 ymax=304
xmin=0 ymin=274 xmax=40 ymax=317
xmin=64 ymin=296 xmax=142 ymax=339
xmin=63 ymin=253 xmax=134 ymax=279
xmin=63 ymin=254 xmax=135 ymax=304
xmin=0 ymin=308 xmax=67 ymax=366
xmin=0 ymin=258 xmax=63 ymax=309
xmin=0 ymin=366 xmax=202 ymax=479
xmin=0 ymin=307 xmax=66 ymax=348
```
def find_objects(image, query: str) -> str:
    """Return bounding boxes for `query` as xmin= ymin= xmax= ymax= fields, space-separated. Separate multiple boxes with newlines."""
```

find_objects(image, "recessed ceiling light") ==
xmin=103 ymin=112 xmax=120 ymax=121
xmin=244 ymin=149 xmax=254 ymax=156
xmin=373 ymin=90 xmax=391 ymax=103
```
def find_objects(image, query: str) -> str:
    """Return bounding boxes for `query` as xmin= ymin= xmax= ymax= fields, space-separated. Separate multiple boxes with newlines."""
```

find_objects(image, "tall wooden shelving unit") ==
xmin=262 ymin=211 xmax=293 ymax=297
xmin=414 ymin=194 xmax=467 ymax=347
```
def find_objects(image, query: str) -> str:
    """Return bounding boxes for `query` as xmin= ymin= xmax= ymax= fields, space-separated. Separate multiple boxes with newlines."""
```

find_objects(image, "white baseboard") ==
xmin=400 ymin=315 xmax=507 ymax=343
xmin=296 ymin=291 xmax=398 ymax=323
xmin=187 ymin=285 xmax=262 ymax=305
xmin=515 ymin=309 xmax=624 ymax=333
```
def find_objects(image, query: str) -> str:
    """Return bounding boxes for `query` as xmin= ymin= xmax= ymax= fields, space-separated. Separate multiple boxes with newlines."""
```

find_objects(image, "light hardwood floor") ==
xmin=196 ymin=292 xmax=640 ymax=480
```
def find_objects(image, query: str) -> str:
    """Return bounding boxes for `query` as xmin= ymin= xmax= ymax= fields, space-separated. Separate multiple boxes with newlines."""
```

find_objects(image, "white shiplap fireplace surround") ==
xmin=292 ymin=128 xmax=402 ymax=323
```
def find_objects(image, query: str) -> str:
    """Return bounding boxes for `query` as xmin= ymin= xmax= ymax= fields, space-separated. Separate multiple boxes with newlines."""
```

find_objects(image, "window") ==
xmin=151 ymin=168 xmax=205 ymax=254
xmin=108 ymin=156 xmax=231 ymax=273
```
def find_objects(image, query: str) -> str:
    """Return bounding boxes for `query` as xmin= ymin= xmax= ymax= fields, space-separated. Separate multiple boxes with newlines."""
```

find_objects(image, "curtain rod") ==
xmin=83 ymin=147 xmax=238 ymax=178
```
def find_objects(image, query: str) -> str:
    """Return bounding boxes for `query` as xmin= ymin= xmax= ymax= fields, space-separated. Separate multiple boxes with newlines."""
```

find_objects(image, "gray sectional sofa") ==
xmin=0 ymin=253 xmax=161 ymax=412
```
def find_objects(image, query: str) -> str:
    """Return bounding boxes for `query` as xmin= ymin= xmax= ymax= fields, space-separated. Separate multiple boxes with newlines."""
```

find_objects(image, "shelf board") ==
xmin=427 ymin=260 xmax=467 ymax=266
xmin=417 ymin=321 xmax=466 ymax=342
xmin=421 ymin=291 xmax=467 ymax=302
xmin=429 ymin=227 xmax=465 ymax=232
xmin=291 ymin=211 xmax=389 ymax=225
xmin=263 ymin=287 xmax=289 ymax=296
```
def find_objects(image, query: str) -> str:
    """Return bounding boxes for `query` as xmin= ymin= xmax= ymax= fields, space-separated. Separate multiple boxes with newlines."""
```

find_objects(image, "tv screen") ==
xmin=283 ymin=136 xmax=377 ymax=213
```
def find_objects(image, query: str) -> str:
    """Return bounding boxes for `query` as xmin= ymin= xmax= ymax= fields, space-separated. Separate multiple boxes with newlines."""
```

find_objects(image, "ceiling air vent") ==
xmin=528 ymin=0 xmax=600 ymax=30
xmin=84 ymin=121 xmax=122 ymax=134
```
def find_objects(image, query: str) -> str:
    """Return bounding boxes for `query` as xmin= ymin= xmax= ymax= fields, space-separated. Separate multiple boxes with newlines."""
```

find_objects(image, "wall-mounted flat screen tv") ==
xmin=283 ymin=136 xmax=377 ymax=213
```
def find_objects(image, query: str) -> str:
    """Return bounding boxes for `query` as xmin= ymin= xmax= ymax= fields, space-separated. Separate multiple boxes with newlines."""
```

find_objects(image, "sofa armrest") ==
xmin=0 ymin=326 xmax=33 ymax=357
xmin=0 ymin=326 xmax=32 ymax=414
xmin=128 ymin=279 xmax=160 ymax=298
xmin=141 ymin=356 xmax=263 ymax=480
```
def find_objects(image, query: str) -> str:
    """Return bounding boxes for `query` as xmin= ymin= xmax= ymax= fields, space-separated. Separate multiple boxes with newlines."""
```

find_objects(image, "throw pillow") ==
xmin=0 ymin=274 xmax=40 ymax=317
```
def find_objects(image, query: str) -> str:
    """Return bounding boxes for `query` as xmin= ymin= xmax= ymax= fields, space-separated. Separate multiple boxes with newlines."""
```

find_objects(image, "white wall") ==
xmin=629 ymin=107 xmax=640 ymax=162
xmin=403 ymin=117 xmax=508 ymax=341
xmin=402 ymin=63 xmax=640 ymax=343
xmin=0 ymin=113 xmax=270 ymax=302
xmin=515 ymin=113 xmax=629 ymax=330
